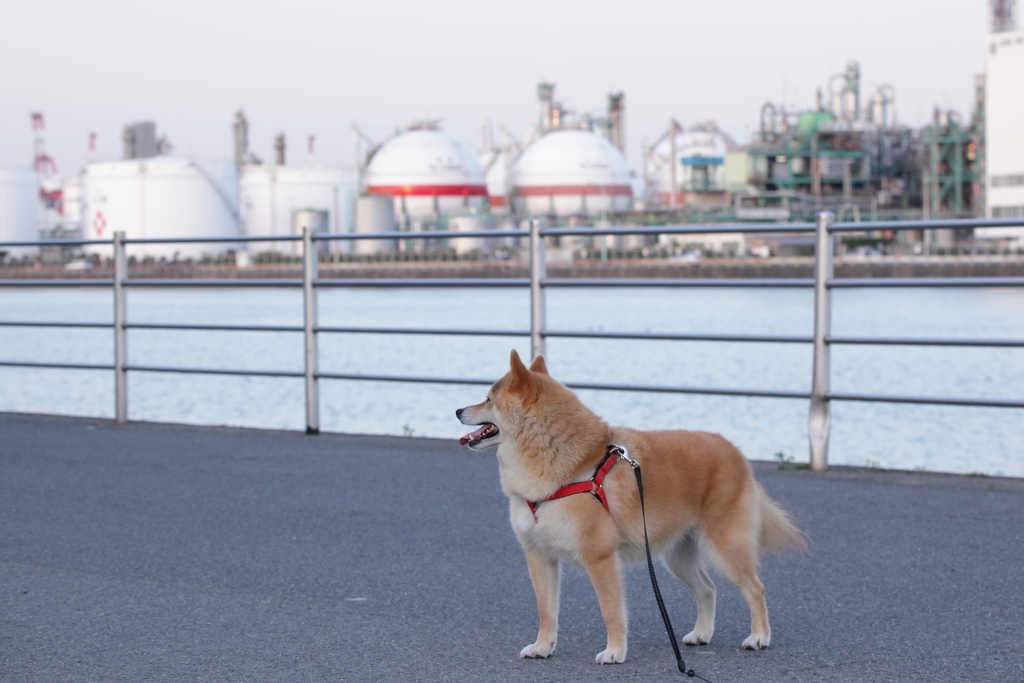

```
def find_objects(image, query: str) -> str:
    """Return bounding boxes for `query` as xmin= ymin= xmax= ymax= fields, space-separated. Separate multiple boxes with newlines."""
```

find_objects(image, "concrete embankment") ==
xmin=4 ymin=255 xmax=1024 ymax=281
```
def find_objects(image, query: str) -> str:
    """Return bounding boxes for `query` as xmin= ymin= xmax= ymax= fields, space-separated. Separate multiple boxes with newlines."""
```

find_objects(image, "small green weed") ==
xmin=774 ymin=451 xmax=809 ymax=471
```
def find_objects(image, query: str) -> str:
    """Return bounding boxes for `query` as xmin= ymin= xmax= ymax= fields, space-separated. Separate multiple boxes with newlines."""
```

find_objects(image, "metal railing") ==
xmin=2 ymin=213 xmax=1024 ymax=470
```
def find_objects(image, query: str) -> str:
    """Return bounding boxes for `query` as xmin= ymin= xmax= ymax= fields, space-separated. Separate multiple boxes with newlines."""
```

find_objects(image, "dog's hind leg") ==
xmin=703 ymin=520 xmax=771 ymax=650
xmin=663 ymin=534 xmax=717 ymax=645
xmin=583 ymin=552 xmax=628 ymax=664
xmin=520 ymin=546 xmax=560 ymax=659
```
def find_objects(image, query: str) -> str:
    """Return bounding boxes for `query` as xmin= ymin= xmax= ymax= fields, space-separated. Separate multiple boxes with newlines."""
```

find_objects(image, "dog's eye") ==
xmin=485 ymin=397 xmax=491 ymax=403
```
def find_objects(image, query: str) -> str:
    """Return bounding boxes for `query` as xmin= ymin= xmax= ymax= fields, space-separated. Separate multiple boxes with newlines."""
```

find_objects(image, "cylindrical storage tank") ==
xmin=353 ymin=195 xmax=398 ymax=254
xmin=513 ymin=129 xmax=632 ymax=218
xmin=240 ymin=165 xmax=353 ymax=255
xmin=447 ymin=213 xmax=496 ymax=254
xmin=83 ymin=158 xmax=239 ymax=260
xmin=652 ymin=131 xmax=728 ymax=206
xmin=0 ymin=168 xmax=40 ymax=259
xmin=363 ymin=128 xmax=487 ymax=220
xmin=292 ymin=209 xmax=328 ymax=258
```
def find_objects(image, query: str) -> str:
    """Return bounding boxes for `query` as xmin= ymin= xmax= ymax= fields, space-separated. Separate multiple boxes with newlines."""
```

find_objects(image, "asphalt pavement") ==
xmin=2 ymin=411 xmax=1022 ymax=682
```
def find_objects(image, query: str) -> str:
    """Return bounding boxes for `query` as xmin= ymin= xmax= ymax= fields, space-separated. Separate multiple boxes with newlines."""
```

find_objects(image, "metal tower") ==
xmin=990 ymin=0 xmax=1016 ymax=32
xmin=31 ymin=113 xmax=63 ymax=217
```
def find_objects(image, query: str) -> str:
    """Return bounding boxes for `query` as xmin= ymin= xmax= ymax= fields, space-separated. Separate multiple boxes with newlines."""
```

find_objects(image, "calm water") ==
xmin=1 ymin=286 xmax=1022 ymax=477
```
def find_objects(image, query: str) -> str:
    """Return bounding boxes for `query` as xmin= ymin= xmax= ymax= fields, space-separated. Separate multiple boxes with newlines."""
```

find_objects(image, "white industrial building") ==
xmin=0 ymin=168 xmax=39 ymax=258
xmin=82 ymin=158 xmax=240 ymax=260
xmin=240 ymin=165 xmax=353 ymax=255
xmin=982 ymin=26 xmax=1024 ymax=245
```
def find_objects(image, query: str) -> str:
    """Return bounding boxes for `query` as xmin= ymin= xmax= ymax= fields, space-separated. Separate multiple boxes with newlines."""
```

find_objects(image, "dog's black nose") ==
xmin=455 ymin=408 xmax=463 ymax=419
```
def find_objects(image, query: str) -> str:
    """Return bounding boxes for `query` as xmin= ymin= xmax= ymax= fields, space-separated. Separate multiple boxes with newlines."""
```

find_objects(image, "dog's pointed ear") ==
xmin=529 ymin=354 xmax=548 ymax=375
xmin=509 ymin=349 xmax=530 ymax=392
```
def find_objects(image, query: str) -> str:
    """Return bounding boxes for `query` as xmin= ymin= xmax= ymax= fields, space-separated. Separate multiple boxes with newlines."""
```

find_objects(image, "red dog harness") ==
xmin=526 ymin=445 xmax=626 ymax=522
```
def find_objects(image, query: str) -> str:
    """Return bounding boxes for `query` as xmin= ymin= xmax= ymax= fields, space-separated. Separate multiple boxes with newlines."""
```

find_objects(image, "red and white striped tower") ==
xmin=30 ymin=113 xmax=63 ymax=230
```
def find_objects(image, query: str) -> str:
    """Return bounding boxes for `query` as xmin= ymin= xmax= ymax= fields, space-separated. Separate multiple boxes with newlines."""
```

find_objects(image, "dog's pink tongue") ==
xmin=459 ymin=424 xmax=491 ymax=446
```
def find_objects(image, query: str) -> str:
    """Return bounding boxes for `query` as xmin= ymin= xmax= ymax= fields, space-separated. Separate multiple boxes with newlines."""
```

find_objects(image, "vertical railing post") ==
xmin=809 ymin=211 xmax=834 ymax=471
xmin=529 ymin=219 xmax=546 ymax=360
xmin=302 ymin=227 xmax=320 ymax=434
xmin=113 ymin=231 xmax=128 ymax=424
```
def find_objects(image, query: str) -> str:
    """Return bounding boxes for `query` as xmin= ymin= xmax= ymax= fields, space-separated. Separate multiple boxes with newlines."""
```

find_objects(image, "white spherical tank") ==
xmin=240 ymin=165 xmax=353 ymax=255
xmin=363 ymin=128 xmax=487 ymax=219
xmin=0 ymin=168 xmax=40 ymax=258
xmin=513 ymin=129 xmax=633 ymax=217
xmin=83 ymin=158 xmax=240 ymax=260
xmin=653 ymin=131 xmax=728 ymax=204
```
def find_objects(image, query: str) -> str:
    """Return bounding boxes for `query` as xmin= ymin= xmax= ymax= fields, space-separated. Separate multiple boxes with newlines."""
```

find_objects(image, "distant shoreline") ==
xmin=3 ymin=255 xmax=1024 ymax=281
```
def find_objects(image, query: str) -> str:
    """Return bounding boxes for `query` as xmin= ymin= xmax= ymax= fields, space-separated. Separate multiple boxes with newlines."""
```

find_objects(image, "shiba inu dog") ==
xmin=456 ymin=350 xmax=805 ymax=664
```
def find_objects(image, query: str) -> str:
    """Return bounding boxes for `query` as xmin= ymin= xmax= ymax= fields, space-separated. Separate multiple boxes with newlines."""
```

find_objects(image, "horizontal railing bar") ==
xmin=0 ymin=279 xmax=114 ymax=287
xmin=12 ymin=322 xmax=1016 ymax=349
xmin=317 ymin=372 xmax=494 ymax=385
xmin=542 ymin=223 xmax=816 ymax=237
xmin=831 ymin=217 xmax=1024 ymax=233
xmin=0 ymin=238 xmax=112 ymax=247
xmin=829 ymin=276 xmax=1024 ymax=288
xmin=828 ymin=335 xmax=1024 ymax=348
xmin=124 ymin=235 xmax=300 ymax=244
xmin=313 ymin=277 xmax=529 ymax=288
xmin=543 ymin=278 xmax=815 ymax=288
xmin=313 ymin=229 xmax=528 ymax=241
xmin=0 ymin=360 xmax=114 ymax=370
xmin=5 ymin=276 xmax=1018 ymax=291
xmin=827 ymin=391 xmax=1024 ymax=409
xmin=315 ymin=370 xmax=809 ymax=398
xmin=545 ymin=330 xmax=813 ymax=343
xmin=563 ymin=381 xmax=809 ymax=399
xmin=125 ymin=364 xmax=304 ymax=378
xmin=126 ymin=322 xmax=304 ymax=332
xmin=123 ymin=278 xmax=303 ymax=287
xmin=0 ymin=321 xmax=113 ymax=329
xmin=7 ymin=358 xmax=1020 ymax=409
xmin=316 ymin=325 xmax=528 ymax=337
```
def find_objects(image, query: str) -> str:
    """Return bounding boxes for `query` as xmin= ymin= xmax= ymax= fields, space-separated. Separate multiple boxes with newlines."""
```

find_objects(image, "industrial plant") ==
xmin=2 ymin=2 xmax=1022 ymax=263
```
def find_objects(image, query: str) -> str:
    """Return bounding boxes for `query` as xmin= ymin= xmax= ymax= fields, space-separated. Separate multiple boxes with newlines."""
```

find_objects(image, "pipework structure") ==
xmin=744 ymin=60 xmax=982 ymax=223
xmin=535 ymin=82 xmax=628 ymax=154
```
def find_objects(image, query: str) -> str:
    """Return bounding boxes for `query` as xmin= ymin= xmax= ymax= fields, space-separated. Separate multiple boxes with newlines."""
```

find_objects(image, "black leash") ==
xmin=614 ymin=446 xmax=713 ymax=682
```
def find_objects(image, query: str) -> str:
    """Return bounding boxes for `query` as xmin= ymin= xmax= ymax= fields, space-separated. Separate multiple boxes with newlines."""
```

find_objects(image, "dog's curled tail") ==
xmin=756 ymin=482 xmax=809 ymax=554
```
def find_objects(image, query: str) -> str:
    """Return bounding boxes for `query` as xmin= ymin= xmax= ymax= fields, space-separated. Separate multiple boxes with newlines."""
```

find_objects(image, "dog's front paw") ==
xmin=594 ymin=646 xmax=626 ymax=664
xmin=520 ymin=641 xmax=555 ymax=659
xmin=683 ymin=628 xmax=713 ymax=646
xmin=742 ymin=630 xmax=770 ymax=650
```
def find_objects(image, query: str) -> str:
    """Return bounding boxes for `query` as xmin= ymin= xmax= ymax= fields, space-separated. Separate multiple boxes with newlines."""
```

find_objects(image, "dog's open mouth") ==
xmin=459 ymin=423 xmax=499 ymax=447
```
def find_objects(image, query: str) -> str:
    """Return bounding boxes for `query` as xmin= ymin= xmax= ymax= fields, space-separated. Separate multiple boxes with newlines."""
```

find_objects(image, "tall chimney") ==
xmin=537 ymin=83 xmax=555 ymax=132
xmin=608 ymin=92 xmax=625 ymax=153
xmin=122 ymin=126 xmax=136 ymax=160
xmin=233 ymin=110 xmax=249 ymax=166
xmin=274 ymin=133 xmax=286 ymax=165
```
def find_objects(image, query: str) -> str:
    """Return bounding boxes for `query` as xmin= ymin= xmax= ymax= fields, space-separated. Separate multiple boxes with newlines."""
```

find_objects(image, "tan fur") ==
xmin=456 ymin=350 xmax=806 ymax=664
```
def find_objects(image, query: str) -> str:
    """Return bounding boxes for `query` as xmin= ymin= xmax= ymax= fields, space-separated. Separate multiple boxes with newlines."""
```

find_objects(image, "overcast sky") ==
xmin=0 ymin=0 xmax=991 ymax=175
